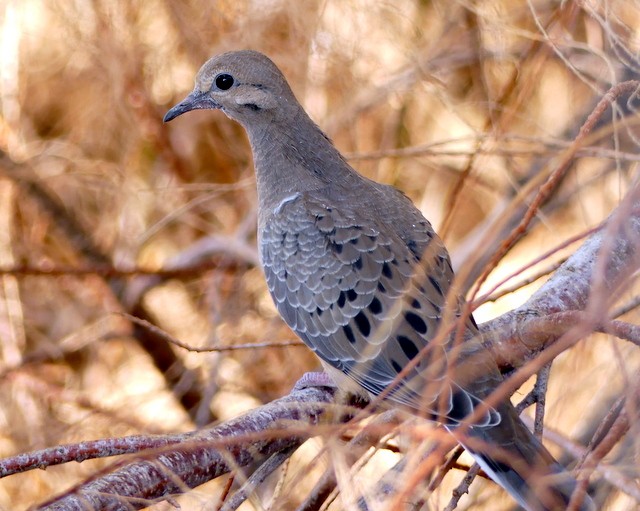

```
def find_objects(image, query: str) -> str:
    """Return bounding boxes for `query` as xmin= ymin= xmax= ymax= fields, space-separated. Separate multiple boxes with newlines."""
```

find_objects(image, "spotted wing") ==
xmin=260 ymin=190 xmax=499 ymax=425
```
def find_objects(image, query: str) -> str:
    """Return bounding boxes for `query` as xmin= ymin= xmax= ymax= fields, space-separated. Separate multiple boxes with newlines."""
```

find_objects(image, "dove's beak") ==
xmin=163 ymin=90 xmax=220 ymax=122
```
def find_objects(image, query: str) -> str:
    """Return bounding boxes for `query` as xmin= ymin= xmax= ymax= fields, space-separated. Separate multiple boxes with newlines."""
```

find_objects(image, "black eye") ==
xmin=215 ymin=74 xmax=234 ymax=90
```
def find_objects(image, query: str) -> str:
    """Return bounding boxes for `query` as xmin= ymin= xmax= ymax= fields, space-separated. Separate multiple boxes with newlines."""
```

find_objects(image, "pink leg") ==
xmin=293 ymin=371 xmax=337 ymax=390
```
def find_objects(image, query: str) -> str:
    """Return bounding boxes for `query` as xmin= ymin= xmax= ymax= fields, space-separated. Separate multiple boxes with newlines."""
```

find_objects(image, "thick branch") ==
xmin=32 ymin=385 xmax=342 ymax=511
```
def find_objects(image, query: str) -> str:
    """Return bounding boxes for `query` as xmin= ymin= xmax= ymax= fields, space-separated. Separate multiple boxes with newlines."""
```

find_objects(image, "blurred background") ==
xmin=0 ymin=0 xmax=639 ymax=509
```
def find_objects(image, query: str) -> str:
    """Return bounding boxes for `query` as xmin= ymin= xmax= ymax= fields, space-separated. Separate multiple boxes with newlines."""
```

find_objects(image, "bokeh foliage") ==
xmin=0 ymin=1 xmax=639 ymax=509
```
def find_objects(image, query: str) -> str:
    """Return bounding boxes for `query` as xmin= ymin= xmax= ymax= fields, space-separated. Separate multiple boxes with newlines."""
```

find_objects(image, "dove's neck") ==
xmin=245 ymin=108 xmax=359 ymax=217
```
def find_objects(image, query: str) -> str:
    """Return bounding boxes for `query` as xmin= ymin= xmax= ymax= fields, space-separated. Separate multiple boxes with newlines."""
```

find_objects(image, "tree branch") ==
xmin=481 ymin=183 xmax=640 ymax=369
xmin=30 ymin=385 xmax=346 ymax=511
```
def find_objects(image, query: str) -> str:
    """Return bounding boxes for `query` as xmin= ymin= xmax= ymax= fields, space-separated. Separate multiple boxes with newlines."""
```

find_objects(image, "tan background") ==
xmin=0 ymin=1 xmax=638 ymax=509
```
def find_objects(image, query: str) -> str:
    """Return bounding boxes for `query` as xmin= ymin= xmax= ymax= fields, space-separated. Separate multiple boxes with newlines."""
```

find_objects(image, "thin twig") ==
xmin=120 ymin=312 xmax=305 ymax=351
xmin=443 ymin=463 xmax=482 ymax=511
xmin=220 ymin=446 xmax=298 ymax=511
xmin=532 ymin=363 xmax=551 ymax=439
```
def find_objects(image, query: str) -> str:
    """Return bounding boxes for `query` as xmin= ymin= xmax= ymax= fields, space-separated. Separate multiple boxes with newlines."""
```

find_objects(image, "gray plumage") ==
xmin=164 ymin=50 xmax=593 ymax=511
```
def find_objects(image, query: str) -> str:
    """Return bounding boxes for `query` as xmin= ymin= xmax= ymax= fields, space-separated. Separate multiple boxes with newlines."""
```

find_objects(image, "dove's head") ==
xmin=164 ymin=50 xmax=298 ymax=127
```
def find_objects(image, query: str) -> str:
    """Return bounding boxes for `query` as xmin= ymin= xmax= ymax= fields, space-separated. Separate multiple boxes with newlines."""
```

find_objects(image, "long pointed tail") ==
xmin=450 ymin=403 xmax=594 ymax=511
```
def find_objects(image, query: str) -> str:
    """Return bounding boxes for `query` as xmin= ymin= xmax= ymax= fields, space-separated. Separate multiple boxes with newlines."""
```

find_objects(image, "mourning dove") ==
xmin=164 ymin=50 xmax=593 ymax=511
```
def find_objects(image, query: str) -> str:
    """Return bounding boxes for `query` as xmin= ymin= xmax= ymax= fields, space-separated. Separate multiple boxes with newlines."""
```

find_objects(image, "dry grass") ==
xmin=0 ymin=0 xmax=639 ymax=509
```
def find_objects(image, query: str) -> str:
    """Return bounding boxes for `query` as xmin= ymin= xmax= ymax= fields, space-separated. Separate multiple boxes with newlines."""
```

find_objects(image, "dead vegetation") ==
xmin=0 ymin=1 xmax=639 ymax=509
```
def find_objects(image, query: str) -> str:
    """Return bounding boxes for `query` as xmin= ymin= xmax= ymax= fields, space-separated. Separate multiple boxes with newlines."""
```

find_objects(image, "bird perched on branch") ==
xmin=164 ymin=50 xmax=593 ymax=511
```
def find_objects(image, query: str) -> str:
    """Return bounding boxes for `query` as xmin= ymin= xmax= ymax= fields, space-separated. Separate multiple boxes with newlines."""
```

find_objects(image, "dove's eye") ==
xmin=215 ymin=74 xmax=234 ymax=90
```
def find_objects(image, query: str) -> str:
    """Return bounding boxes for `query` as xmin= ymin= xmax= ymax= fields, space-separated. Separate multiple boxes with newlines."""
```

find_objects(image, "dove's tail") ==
xmin=449 ymin=403 xmax=594 ymax=511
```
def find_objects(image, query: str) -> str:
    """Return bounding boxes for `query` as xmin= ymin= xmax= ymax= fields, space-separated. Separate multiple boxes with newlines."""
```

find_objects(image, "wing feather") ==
xmin=260 ymin=190 xmax=499 ymax=425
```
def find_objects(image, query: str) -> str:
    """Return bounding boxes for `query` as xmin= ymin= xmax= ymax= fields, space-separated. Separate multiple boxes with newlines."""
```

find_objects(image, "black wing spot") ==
xmin=407 ymin=239 xmax=420 ymax=259
xmin=405 ymin=311 xmax=428 ymax=335
xmin=354 ymin=311 xmax=371 ymax=337
xmin=347 ymin=288 xmax=358 ymax=302
xmin=377 ymin=281 xmax=387 ymax=293
xmin=429 ymin=276 xmax=444 ymax=296
xmin=368 ymin=297 xmax=383 ymax=315
xmin=337 ymin=291 xmax=346 ymax=308
xmin=397 ymin=335 xmax=419 ymax=360
xmin=317 ymin=307 xmax=324 ymax=317
xmin=353 ymin=257 xmax=363 ymax=270
xmin=445 ymin=258 xmax=454 ymax=273
xmin=333 ymin=243 xmax=343 ymax=254
xmin=411 ymin=298 xmax=421 ymax=309
xmin=391 ymin=359 xmax=403 ymax=373
xmin=382 ymin=262 xmax=393 ymax=279
xmin=344 ymin=324 xmax=356 ymax=344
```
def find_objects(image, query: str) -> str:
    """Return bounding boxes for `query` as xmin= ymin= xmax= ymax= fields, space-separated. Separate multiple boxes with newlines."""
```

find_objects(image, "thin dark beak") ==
xmin=163 ymin=90 xmax=220 ymax=122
